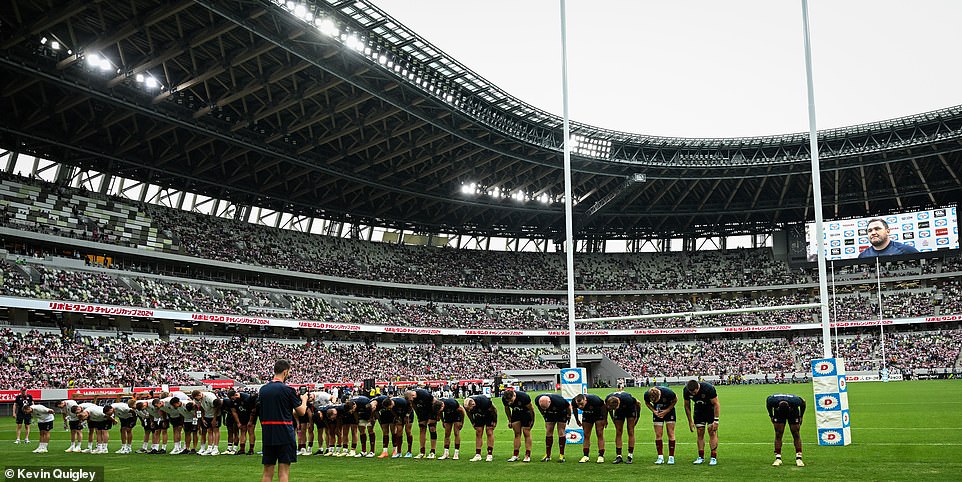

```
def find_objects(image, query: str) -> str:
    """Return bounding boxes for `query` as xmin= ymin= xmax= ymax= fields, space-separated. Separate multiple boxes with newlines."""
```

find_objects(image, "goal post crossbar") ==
xmin=576 ymin=302 xmax=822 ymax=324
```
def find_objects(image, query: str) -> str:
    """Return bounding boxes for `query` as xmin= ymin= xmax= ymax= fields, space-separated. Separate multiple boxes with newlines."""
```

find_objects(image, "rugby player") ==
xmin=404 ymin=388 xmax=438 ymax=459
xmin=684 ymin=379 xmax=720 ymax=466
xmin=462 ymin=394 xmax=496 ymax=462
xmin=183 ymin=401 xmax=202 ymax=454
xmin=224 ymin=390 xmax=239 ymax=455
xmin=352 ymin=395 xmax=377 ymax=457
xmin=605 ymin=391 xmax=641 ymax=464
xmin=110 ymin=399 xmax=138 ymax=454
xmin=14 ymin=388 xmax=33 ymax=444
xmin=238 ymin=392 xmax=258 ymax=455
xmin=133 ymin=400 xmax=153 ymax=454
xmin=295 ymin=393 xmax=314 ymax=456
xmin=434 ymin=398 xmax=465 ymax=460
xmin=22 ymin=405 xmax=53 ymax=453
xmin=534 ymin=393 xmax=571 ymax=463
xmin=323 ymin=401 xmax=357 ymax=457
xmin=387 ymin=396 xmax=414 ymax=458
xmin=572 ymin=393 xmax=607 ymax=463
xmin=147 ymin=397 xmax=169 ymax=454
xmin=502 ymin=389 xmax=535 ymax=462
xmin=644 ymin=386 xmax=678 ymax=465
xmin=190 ymin=390 xmax=223 ymax=455
xmin=56 ymin=399 xmax=83 ymax=452
xmin=374 ymin=396 xmax=395 ymax=458
xmin=74 ymin=403 xmax=115 ymax=454
xmin=159 ymin=393 xmax=189 ymax=455
xmin=766 ymin=393 xmax=806 ymax=467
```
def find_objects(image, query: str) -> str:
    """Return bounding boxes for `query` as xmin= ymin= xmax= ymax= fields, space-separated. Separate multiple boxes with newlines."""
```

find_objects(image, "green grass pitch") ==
xmin=1 ymin=380 xmax=960 ymax=481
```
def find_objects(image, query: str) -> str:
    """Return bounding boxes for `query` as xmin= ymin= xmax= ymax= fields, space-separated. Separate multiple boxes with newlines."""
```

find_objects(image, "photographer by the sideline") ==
xmin=259 ymin=359 xmax=308 ymax=482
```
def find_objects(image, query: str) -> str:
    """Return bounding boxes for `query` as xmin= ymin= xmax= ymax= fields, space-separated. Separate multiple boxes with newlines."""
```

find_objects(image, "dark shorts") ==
xmin=238 ymin=415 xmax=251 ymax=427
xmin=69 ymin=420 xmax=83 ymax=431
xmin=156 ymin=419 xmax=170 ymax=430
xmin=88 ymin=420 xmax=104 ymax=431
xmin=225 ymin=415 xmax=237 ymax=428
xmin=442 ymin=411 xmax=464 ymax=425
xmin=15 ymin=413 xmax=31 ymax=425
xmin=378 ymin=410 xmax=396 ymax=425
xmin=262 ymin=443 xmax=297 ymax=466
xmin=414 ymin=406 xmax=435 ymax=424
xmin=612 ymin=402 xmax=641 ymax=421
xmin=183 ymin=421 xmax=199 ymax=433
xmin=38 ymin=421 xmax=53 ymax=432
xmin=312 ymin=412 xmax=325 ymax=430
xmin=121 ymin=417 xmax=137 ymax=429
xmin=204 ymin=417 xmax=220 ymax=429
xmin=469 ymin=411 xmax=496 ymax=429
xmin=541 ymin=410 xmax=568 ymax=424
xmin=170 ymin=416 xmax=184 ymax=427
xmin=652 ymin=408 xmax=677 ymax=424
xmin=772 ymin=413 xmax=801 ymax=425
xmin=581 ymin=407 xmax=607 ymax=425
xmin=101 ymin=419 xmax=114 ymax=431
xmin=298 ymin=413 xmax=311 ymax=425
xmin=510 ymin=408 xmax=534 ymax=428
xmin=693 ymin=405 xmax=714 ymax=426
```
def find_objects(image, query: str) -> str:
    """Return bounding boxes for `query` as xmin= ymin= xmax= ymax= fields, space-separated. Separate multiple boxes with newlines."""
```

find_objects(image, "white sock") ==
xmin=152 ymin=444 xmax=159 ymax=450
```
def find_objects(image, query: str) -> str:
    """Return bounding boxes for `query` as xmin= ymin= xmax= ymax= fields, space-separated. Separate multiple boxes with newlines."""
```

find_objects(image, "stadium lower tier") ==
xmin=1 ymin=325 xmax=959 ymax=390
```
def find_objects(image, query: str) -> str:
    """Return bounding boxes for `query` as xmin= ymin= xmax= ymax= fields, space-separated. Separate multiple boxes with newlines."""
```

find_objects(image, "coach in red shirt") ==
xmin=259 ymin=359 xmax=308 ymax=482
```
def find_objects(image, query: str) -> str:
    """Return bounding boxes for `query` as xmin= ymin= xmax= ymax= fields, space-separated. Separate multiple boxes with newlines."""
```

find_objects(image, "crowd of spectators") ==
xmin=2 ymin=263 xmax=960 ymax=330
xmin=2 ymin=327 xmax=958 ymax=390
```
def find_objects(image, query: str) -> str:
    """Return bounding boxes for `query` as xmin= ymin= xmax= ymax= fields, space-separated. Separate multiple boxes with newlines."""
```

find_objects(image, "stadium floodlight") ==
xmin=40 ymin=37 xmax=47 ymax=45
xmin=86 ymin=53 xmax=102 ymax=68
xmin=50 ymin=41 xmax=60 ymax=50
xmin=144 ymin=77 xmax=159 ymax=89
xmin=539 ymin=193 xmax=550 ymax=204
xmin=513 ymin=190 xmax=525 ymax=201
xmin=135 ymin=73 xmax=144 ymax=83
xmin=378 ymin=55 xmax=387 ymax=65
xmin=317 ymin=18 xmax=339 ymax=37
xmin=461 ymin=184 xmax=473 ymax=195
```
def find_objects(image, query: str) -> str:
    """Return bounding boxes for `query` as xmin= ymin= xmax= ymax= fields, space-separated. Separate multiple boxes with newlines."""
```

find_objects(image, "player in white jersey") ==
xmin=111 ymin=400 xmax=138 ymax=454
xmin=191 ymin=390 xmax=223 ymax=455
xmin=159 ymin=394 xmax=188 ymax=454
xmin=74 ymin=403 xmax=115 ymax=454
xmin=56 ymin=399 xmax=83 ymax=452
xmin=23 ymin=405 xmax=55 ymax=453
xmin=180 ymin=401 xmax=201 ymax=454
xmin=132 ymin=400 xmax=154 ymax=453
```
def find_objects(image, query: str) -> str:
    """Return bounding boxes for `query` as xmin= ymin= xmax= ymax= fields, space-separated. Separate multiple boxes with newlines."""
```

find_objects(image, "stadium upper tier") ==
xmin=2 ymin=0 xmax=961 ymax=238
xmin=1 ymin=326 xmax=958 ymax=390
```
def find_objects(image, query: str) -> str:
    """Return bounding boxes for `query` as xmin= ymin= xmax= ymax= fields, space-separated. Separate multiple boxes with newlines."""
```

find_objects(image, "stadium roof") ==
xmin=1 ymin=0 xmax=960 ymax=239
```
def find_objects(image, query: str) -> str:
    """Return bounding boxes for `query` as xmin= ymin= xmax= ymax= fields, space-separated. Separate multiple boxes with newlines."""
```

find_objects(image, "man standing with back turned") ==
xmin=259 ymin=359 xmax=308 ymax=482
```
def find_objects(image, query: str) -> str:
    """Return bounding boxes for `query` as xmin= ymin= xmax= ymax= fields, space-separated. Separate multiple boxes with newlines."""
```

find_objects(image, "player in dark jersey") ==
xmin=404 ymin=388 xmax=438 ymax=458
xmin=644 ymin=386 xmax=678 ymax=465
xmin=684 ymin=380 xmax=720 ymax=466
xmin=351 ymin=395 xmax=377 ymax=457
xmin=462 ymin=395 xmax=497 ymax=462
xmin=296 ymin=394 xmax=315 ymax=455
xmin=502 ymin=389 xmax=535 ymax=462
xmin=766 ymin=393 xmax=806 ymax=467
xmin=223 ymin=391 xmax=239 ymax=455
xmin=240 ymin=393 xmax=258 ymax=455
xmin=433 ymin=398 xmax=465 ymax=460
xmin=388 ymin=397 xmax=414 ymax=458
xmin=572 ymin=393 xmax=607 ymax=463
xmin=605 ymin=391 xmax=641 ymax=464
xmin=534 ymin=393 xmax=571 ymax=463
xmin=14 ymin=388 xmax=33 ymax=444
xmin=373 ymin=395 xmax=394 ymax=458
xmin=323 ymin=401 xmax=357 ymax=457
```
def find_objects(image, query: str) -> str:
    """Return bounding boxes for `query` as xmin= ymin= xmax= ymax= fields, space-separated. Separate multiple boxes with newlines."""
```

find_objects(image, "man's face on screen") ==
xmin=867 ymin=221 xmax=890 ymax=248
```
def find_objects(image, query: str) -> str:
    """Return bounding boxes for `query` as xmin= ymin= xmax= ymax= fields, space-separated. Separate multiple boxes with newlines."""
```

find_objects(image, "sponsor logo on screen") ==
xmin=843 ymin=230 xmax=855 ymax=237
xmin=936 ymin=228 xmax=948 ymax=236
xmin=935 ymin=218 xmax=948 ymax=227
xmin=935 ymin=209 xmax=946 ymax=217
xmin=844 ymin=247 xmax=856 ymax=254
xmin=919 ymin=230 xmax=932 ymax=238
xmin=917 ymin=212 xmax=930 ymax=220
xmin=902 ymin=232 xmax=914 ymax=240
xmin=830 ymin=248 xmax=841 ymax=256
xmin=918 ymin=221 xmax=930 ymax=229
xmin=937 ymin=238 xmax=950 ymax=246
xmin=901 ymin=224 xmax=914 ymax=231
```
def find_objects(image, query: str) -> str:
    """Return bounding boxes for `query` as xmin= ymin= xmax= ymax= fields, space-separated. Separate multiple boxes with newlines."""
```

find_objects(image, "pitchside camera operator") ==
xmin=259 ymin=359 xmax=308 ymax=482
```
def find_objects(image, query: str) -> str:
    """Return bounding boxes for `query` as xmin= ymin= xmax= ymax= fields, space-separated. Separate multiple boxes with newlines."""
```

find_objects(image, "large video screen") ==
xmin=806 ymin=206 xmax=958 ymax=261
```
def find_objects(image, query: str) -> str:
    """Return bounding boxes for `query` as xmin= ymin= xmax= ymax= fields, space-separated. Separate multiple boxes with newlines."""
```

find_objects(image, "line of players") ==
xmin=20 ymin=389 xmax=260 ymax=455
xmin=18 ymin=380 xmax=806 ymax=467
xmin=294 ymin=380 xmax=806 ymax=466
